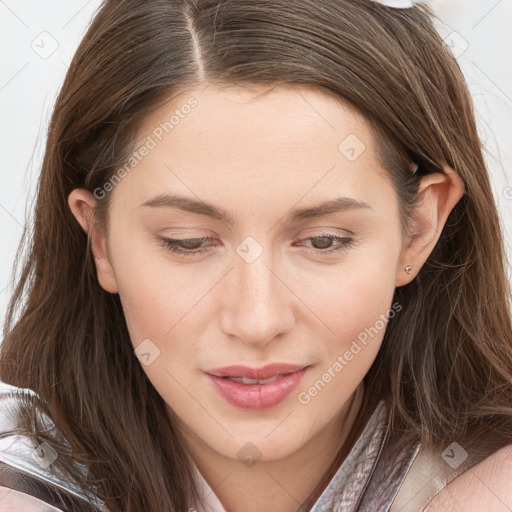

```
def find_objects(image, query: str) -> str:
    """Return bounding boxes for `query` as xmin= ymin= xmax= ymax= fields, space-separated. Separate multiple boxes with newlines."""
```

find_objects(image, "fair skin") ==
xmin=63 ymin=83 xmax=475 ymax=511
xmin=425 ymin=444 xmax=512 ymax=511
xmin=1 ymin=447 xmax=509 ymax=512
xmin=0 ymin=487 xmax=64 ymax=511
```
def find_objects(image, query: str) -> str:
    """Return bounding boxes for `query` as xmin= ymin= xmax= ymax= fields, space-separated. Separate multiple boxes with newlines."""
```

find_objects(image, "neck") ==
xmin=182 ymin=382 xmax=365 ymax=512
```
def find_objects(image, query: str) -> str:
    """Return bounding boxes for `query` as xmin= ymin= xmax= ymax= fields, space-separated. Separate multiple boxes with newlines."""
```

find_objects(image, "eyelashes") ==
xmin=156 ymin=233 xmax=354 ymax=258
xmin=157 ymin=235 xmax=214 ymax=256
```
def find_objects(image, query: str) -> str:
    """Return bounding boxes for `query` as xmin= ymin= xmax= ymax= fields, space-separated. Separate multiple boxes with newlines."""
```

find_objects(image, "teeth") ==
xmin=229 ymin=375 xmax=281 ymax=385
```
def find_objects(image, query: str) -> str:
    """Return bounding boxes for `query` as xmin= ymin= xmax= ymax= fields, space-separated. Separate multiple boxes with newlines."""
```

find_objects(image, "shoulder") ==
xmin=425 ymin=444 xmax=512 ymax=512
xmin=0 ymin=380 xmax=105 ymax=511
xmin=0 ymin=485 xmax=64 ymax=511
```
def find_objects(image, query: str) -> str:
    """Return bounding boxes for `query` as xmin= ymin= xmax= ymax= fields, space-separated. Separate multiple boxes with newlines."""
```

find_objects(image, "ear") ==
xmin=395 ymin=163 xmax=465 ymax=287
xmin=67 ymin=189 xmax=119 ymax=294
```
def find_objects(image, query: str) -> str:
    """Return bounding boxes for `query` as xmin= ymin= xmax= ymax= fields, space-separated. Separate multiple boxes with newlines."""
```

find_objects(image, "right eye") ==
xmin=157 ymin=236 xmax=215 ymax=257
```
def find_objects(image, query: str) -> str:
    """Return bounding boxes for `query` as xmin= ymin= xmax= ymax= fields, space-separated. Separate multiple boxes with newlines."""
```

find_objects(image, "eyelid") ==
xmin=299 ymin=226 xmax=354 ymax=237
xmin=156 ymin=231 xmax=355 ymax=258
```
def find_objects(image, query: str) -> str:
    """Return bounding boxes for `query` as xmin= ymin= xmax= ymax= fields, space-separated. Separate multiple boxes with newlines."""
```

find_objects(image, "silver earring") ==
xmin=404 ymin=265 xmax=412 ymax=274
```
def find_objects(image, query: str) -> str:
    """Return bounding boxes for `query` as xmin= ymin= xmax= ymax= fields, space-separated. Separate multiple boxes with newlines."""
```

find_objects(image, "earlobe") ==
xmin=67 ymin=189 xmax=119 ymax=294
xmin=395 ymin=163 xmax=465 ymax=288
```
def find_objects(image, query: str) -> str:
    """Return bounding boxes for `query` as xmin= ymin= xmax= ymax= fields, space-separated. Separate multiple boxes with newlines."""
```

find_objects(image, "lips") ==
xmin=206 ymin=363 xmax=309 ymax=381
xmin=205 ymin=363 xmax=311 ymax=410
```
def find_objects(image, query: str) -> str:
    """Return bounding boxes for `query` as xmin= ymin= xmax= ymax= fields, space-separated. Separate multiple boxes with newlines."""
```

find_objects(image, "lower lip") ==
xmin=206 ymin=367 xmax=310 ymax=410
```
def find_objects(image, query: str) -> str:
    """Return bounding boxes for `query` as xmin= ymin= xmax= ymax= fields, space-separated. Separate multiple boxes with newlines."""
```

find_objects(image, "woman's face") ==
xmin=83 ymin=84 xmax=408 ymax=461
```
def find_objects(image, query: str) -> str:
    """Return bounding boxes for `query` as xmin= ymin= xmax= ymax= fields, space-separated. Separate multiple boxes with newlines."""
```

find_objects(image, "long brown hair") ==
xmin=2 ymin=1 xmax=511 ymax=510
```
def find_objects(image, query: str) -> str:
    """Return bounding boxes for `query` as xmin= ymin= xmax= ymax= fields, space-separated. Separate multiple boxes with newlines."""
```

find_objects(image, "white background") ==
xmin=0 ymin=0 xmax=511 ymax=334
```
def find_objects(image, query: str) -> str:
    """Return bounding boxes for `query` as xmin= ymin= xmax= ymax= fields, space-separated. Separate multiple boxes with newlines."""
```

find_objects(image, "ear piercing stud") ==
xmin=404 ymin=265 xmax=412 ymax=274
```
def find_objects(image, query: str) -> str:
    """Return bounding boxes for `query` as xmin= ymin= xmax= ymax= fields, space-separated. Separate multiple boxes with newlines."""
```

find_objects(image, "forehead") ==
xmin=110 ymin=83 xmax=395 ymax=217
xmin=137 ymin=83 xmax=373 ymax=154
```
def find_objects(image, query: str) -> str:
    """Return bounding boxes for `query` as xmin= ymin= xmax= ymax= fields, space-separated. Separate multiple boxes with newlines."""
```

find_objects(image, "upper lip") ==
xmin=206 ymin=363 xmax=310 ymax=380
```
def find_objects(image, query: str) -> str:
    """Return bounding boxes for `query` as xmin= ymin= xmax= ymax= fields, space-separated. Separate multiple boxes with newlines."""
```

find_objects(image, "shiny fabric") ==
xmin=0 ymin=381 xmax=106 ymax=511
xmin=0 ymin=380 xmax=419 ymax=511
xmin=187 ymin=399 xmax=420 ymax=512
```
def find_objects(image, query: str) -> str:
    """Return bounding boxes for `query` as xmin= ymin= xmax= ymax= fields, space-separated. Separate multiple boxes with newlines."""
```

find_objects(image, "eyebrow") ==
xmin=140 ymin=193 xmax=372 ymax=225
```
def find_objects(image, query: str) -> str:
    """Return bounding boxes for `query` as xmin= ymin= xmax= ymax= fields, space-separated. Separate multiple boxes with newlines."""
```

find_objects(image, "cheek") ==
xmin=297 ymin=245 xmax=398 ymax=336
xmin=109 ymin=226 xmax=199 ymax=341
xmin=116 ymin=265 xmax=201 ymax=351
xmin=297 ymin=247 xmax=399 ymax=378
xmin=294 ymin=261 xmax=398 ymax=422
xmin=115 ymin=264 xmax=205 ymax=408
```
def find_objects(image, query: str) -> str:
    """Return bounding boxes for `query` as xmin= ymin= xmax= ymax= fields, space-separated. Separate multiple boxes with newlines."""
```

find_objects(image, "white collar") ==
xmin=192 ymin=463 xmax=228 ymax=512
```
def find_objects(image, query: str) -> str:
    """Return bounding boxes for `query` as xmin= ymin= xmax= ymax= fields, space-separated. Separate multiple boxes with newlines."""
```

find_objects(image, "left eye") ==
xmin=296 ymin=234 xmax=354 ymax=255
xmin=157 ymin=234 xmax=353 ymax=257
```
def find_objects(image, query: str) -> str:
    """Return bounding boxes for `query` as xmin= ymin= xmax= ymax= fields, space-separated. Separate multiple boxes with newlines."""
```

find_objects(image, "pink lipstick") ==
xmin=205 ymin=363 xmax=310 ymax=410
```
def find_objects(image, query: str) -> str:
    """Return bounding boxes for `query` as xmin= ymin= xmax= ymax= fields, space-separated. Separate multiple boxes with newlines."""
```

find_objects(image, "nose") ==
xmin=219 ymin=244 xmax=295 ymax=348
